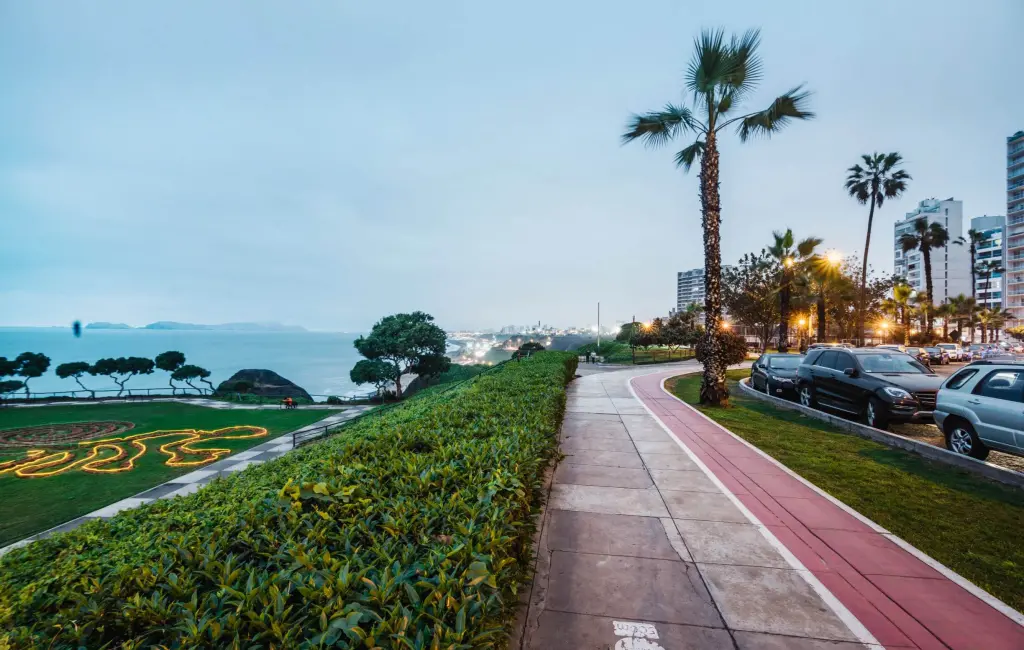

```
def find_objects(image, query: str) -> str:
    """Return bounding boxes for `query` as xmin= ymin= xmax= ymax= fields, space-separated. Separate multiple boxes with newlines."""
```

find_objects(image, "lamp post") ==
xmin=798 ymin=317 xmax=806 ymax=351
xmin=631 ymin=314 xmax=636 ymax=365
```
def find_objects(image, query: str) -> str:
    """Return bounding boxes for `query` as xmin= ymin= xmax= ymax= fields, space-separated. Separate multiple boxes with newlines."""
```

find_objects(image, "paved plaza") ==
xmin=515 ymin=363 xmax=1024 ymax=650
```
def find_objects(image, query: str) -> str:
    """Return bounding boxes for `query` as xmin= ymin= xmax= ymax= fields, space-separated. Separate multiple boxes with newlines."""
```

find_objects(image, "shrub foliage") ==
xmin=0 ymin=352 xmax=578 ymax=648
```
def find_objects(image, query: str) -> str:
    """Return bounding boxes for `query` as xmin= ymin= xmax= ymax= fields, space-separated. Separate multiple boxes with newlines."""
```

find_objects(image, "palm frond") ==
xmin=621 ymin=104 xmax=698 ymax=148
xmin=674 ymin=140 xmax=705 ymax=172
xmin=899 ymin=232 xmax=919 ymax=254
xmin=686 ymin=28 xmax=730 ymax=100
xmin=721 ymin=29 xmax=763 ymax=104
xmin=736 ymin=85 xmax=814 ymax=140
xmin=796 ymin=236 xmax=823 ymax=257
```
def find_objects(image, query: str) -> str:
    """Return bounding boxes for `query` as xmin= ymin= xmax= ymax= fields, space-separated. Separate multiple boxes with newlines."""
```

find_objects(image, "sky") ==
xmin=1 ymin=0 xmax=1020 ymax=331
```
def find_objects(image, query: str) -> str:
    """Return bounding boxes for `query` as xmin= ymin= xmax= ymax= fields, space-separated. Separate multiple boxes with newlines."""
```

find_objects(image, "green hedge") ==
xmin=0 ymin=352 xmax=578 ymax=648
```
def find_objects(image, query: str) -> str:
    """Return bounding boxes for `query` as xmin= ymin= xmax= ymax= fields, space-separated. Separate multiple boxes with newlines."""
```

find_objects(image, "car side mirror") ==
xmin=843 ymin=368 xmax=858 ymax=377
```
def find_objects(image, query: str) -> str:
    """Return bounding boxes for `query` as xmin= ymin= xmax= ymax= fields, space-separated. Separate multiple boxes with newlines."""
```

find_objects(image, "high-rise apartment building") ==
xmin=893 ymin=198 xmax=971 ymax=304
xmin=676 ymin=265 xmax=735 ymax=312
xmin=970 ymin=215 xmax=1006 ymax=310
xmin=1005 ymin=130 xmax=1024 ymax=324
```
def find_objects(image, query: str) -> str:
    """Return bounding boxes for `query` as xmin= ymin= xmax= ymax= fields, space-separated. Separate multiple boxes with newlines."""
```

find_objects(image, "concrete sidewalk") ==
xmin=518 ymin=363 xmax=875 ymax=650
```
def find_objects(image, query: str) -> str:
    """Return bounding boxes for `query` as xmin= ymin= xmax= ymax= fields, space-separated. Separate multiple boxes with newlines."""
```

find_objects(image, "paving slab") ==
xmin=661 ymin=490 xmax=748 ymax=522
xmin=732 ymin=631 xmax=870 ymax=650
xmin=633 ymin=440 xmax=687 ymax=455
xmin=561 ymin=417 xmax=631 ymax=440
xmin=639 ymin=451 xmax=700 ymax=471
xmin=648 ymin=468 xmax=719 ymax=493
xmin=699 ymin=563 xmax=859 ymax=641
xmin=546 ymin=510 xmax=682 ymax=560
xmin=674 ymin=519 xmax=790 ymax=569
xmin=560 ymin=436 xmax=638 ymax=452
xmin=528 ymin=611 xmax=732 ymax=650
xmin=554 ymin=463 xmax=654 ymax=489
xmin=563 ymin=449 xmax=645 ymax=469
xmin=546 ymin=551 xmax=723 ymax=627
xmin=549 ymin=484 xmax=669 ymax=517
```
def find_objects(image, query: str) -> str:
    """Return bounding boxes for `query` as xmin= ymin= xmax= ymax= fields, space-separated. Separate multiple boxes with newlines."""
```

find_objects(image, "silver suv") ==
xmin=933 ymin=361 xmax=1024 ymax=460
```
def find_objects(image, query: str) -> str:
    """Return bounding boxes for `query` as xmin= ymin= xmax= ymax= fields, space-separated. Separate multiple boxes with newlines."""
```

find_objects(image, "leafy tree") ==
xmin=934 ymin=302 xmax=957 ymax=341
xmin=663 ymin=311 xmax=702 ymax=349
xmin=1005 ymin=325 xmax=1024 ymax=340
xmin=349 ymin=359 xmax=400 ymax=396
xmin=616 ymin=322 xmax=641 ymax=343
xmin=955 ymin=229 xmax=986 ymax=301
xmin=723 ymin=251 xmax=780 ymax=352
xmin=352 ymin=311 xmax=449 ymax=399
xmin=90 ymin=356 xmax=156 ymax=396
xmin=899 ymin=218 xmax=952 ymax=334
xmin=808 ymin=253 xmax=843 ymax=341
xmin=622 ymin=28 xmax=812 ymax=405
xmin=15 ymin=352 xmax=51 ymax=398
xmin=518 ymin=341 xmax=546 ymax=353
xmin=55 ymin=361 xmax=94 ymax=397
xmin=155 ymin=351 xmax=187 ymax=394
xmin=767 ymin=229 xmax=821 ymax=352
xmin=0 ymin=380 xmax=24 ymax=399
xmin=172 ymin=364 xmax=215 ymax=393
xmin=892 ymin=283 xmax=915 ymax=346
xmin=0 ymin=357 xmax=16 ymax=378
xmin=845 ymin=152 xmax=911 ymax=344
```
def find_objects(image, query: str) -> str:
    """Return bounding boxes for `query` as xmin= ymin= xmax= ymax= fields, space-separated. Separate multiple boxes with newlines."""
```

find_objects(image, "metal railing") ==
xmin=0 ymin=386 xmax=212 ymax=405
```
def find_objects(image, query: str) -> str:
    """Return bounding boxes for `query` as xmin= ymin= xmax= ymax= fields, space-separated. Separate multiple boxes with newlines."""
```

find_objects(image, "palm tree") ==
xmin=977 ymin=308 xmax=995 ymax=343
xmin=955 ymin=229 xmax=985 ymax=300
xmin=952 ymin=294 xmax=979 ymax=344
xmin=767 ymin=230 xmax=822 ymax=352
xmin=622 ymin=29 xmax=813 ymax=405
xmin=845 ymin=153 xmax=911 ymax=345
xmin=899 ymin=218 xmax=952 ymax=335
xmin=977 ymin=260 xmax=1005 ymax=308
xmin=892 ymin=283 xmax=914 ymax=345
xmin=809 ymin=251 xmax=842 ymax=341
xmin=935 ymin=302 xmax=956 ymax=341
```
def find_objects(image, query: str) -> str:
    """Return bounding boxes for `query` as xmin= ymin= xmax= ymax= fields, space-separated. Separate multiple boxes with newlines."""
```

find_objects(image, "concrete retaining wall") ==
xmin=737 ymin=378 xmax=1024 ymax=490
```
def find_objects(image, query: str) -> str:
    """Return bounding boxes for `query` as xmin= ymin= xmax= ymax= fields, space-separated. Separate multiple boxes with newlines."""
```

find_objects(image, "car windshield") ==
xmin=925 ymin=347 xmax=940 ymax=353
xmin=858 ymin=353 xmax=929 ymax=374
xmin=937 ymin=344 xmax=955 ymax=350
xmin=768 ymin=356 xmax=802 ymax=369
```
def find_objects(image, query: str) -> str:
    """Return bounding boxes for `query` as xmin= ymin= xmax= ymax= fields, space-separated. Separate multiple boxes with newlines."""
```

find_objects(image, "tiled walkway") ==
xmin=518 ymin=364 xmax=1024 ymax=649
xmin=519 ymin=363 xmax=874 ymax=650
xmin=0 ymin=407 xmax=369 ymax=556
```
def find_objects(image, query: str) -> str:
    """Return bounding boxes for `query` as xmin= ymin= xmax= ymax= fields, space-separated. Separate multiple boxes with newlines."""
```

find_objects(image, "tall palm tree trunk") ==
xmin=778 ymin=278 xmax=791 ymax=353
xmin=902 ymin=307 xmax=909 ymax=346
xmin=699 ymin=133 xmax=727 ymax=406
xmin=817 ymin=288 xmax=826 ymax=341
xmin=857 ymin=199 xmax=876 ymax=345
xmin=922 ymin=250 xmax=934 ymax=335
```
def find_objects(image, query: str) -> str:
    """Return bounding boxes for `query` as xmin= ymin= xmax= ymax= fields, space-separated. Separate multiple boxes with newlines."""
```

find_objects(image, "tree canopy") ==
xmin=56 ymin=361 xmax=93 ymax=395
xmin=352 ymin=312 xmax=450 ymax=399
xmin=90 ymin=357 xmax=156 ymax=396
xmin=723 ymin=251 xmax=780 ymax=352
xmin=155 ymin=351 xmax=187 ymax=393
xmin=172 ymin=365 xmax=215 ymax=392
xmin=14 ymin=352 xmax=51 ymax=398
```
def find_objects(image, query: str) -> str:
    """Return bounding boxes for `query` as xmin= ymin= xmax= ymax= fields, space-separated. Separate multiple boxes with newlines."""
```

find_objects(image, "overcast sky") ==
xmin=1 ymin=0 xmax=1019 ymax=331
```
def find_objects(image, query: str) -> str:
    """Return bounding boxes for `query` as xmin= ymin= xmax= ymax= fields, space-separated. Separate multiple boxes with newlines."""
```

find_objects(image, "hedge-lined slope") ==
xmin=0 ymin=353 xmax=577 ymax=649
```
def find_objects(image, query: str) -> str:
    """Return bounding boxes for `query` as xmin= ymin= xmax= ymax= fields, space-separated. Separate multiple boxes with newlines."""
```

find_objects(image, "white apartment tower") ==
xmin=893 ymin=198 xmax=971 ymax=304
xmin=970 ymin=215 xmax=1006 ymax=310
xmin=1006 ymin=130 xmax=1024 ymax=324
xmin=676 ymin=265 xmax=735 ymax=312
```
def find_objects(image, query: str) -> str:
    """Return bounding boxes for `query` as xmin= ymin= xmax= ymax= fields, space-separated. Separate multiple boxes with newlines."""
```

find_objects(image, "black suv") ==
xmin=796 ymin=348 xmax=943 ymax=429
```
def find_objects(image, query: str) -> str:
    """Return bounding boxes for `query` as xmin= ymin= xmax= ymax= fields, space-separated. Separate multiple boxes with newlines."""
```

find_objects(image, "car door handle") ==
xmin=967 ymin=399 xmax=981 ymax=404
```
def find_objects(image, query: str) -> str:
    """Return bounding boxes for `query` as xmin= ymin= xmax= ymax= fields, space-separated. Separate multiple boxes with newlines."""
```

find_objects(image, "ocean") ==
xmin=0 ymin=328 xmax=366 ymax=399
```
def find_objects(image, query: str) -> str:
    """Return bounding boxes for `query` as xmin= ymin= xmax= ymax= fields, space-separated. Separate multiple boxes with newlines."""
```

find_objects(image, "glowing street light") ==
xmin=642 ymin=321 xmax=652 ymax=330
xmin=825 ymin=249 xmax=842 ymax=267
xmin=722 ymin=320 xmax=732 ymax=330
xmin=783 ymin=257 xmax=795 ymax=268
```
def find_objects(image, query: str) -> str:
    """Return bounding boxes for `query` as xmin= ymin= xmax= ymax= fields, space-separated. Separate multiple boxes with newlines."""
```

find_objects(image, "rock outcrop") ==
xmin=215 ymin=369 xmax=313 ymax=400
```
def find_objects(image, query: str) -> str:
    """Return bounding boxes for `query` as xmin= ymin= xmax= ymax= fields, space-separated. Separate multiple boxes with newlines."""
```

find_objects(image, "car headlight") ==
xmin=883 ymin=386 xmax=912 ymax=399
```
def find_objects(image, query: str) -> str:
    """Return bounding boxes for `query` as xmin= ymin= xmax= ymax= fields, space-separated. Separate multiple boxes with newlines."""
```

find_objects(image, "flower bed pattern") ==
xmin=0 ymin=425 xmax=268 ymax=478
xmin=0 ymin=421 xmax=135 ymax=448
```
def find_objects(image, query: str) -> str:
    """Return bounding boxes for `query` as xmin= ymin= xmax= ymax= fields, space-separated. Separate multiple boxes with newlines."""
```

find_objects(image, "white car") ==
xmin=936 ymin=343 xmax=966 ymax=361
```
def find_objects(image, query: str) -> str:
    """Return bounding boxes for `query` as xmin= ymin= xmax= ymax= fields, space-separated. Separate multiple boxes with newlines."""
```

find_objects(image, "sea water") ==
xmin=0 ymin=328 xmax=366 ymax=398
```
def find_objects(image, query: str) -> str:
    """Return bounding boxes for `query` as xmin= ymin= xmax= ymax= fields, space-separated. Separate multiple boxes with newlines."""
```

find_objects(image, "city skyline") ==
xmin=2 ymin=1 xmax=1020 ymax=331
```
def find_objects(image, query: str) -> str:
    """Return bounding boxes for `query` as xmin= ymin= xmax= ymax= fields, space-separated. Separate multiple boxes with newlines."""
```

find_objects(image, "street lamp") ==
xmin=879 ymin=321 xmax=890 ymax=344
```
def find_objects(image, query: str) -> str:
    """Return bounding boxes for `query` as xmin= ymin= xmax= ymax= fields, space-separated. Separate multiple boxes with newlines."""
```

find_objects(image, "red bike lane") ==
xmin=629 ymin=371 xmax=1024 ymax=650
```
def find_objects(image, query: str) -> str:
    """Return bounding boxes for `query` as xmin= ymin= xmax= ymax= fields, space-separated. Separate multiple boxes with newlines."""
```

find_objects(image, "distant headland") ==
xmin=85 ymin=321 xmax=307 ymax=332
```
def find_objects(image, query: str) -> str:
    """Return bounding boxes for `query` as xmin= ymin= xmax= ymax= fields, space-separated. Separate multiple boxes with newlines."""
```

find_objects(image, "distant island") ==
xmin=85 ymin=321 xmax=307 ymax=332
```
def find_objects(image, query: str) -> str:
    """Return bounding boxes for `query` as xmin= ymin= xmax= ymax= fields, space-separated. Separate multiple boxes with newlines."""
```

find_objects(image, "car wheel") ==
xmin=763 ymin=379 xmax=772 ymax=394
xmin=863 ymin=397 xmax=890 ymax=430
xmin=799 ymin=385 xmax=817 ymax=408
xmin=945 ymin=420 xmax=990 ymax=460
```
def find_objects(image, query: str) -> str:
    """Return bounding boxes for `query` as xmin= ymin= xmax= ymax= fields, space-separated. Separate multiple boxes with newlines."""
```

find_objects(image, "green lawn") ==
xmin=667 ymin=370 xmax=1024 ymax=612
xmin=0 ymin=403 xmax=339 ymax=546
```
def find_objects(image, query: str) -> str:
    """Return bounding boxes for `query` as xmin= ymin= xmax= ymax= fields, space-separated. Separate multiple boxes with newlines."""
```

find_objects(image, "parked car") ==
xmin=933 ymin=361 xmax=1024 ymax=460
xmin=924 ymin=346 xmax=950 ymax=365
xmin=965 ymin=345 xmax=986 ymax=360
xmin=796 ymin=348 xmax=943 ymax=429
xmin=905 ymin=347 xmax=932 ymax=368
xmin=936 ymin=343 xmax=965 ymax=361
xmin=876 ymin=344 xmax=907 ymax=353
xmin=750 ymin=353 xmax=804 ymax=398
xmin=807 ymin=342 xmax=853 ymax=350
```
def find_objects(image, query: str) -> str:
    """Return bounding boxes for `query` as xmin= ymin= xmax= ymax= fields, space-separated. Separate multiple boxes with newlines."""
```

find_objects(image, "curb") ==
xmin=736 ymin=377 xmax=1024 ymax=490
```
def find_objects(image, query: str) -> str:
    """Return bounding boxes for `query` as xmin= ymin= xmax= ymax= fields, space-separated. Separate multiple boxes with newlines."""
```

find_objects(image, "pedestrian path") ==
xmin=518 ymin=364 xmax=1024 ymax=650
xmin=0 ymin=407 xmax=370 ymax=557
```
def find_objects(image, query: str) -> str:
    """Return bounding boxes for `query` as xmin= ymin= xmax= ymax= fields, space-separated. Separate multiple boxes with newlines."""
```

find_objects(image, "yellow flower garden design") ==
xmin=0 ymin=424 xmax=268 ymax=479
